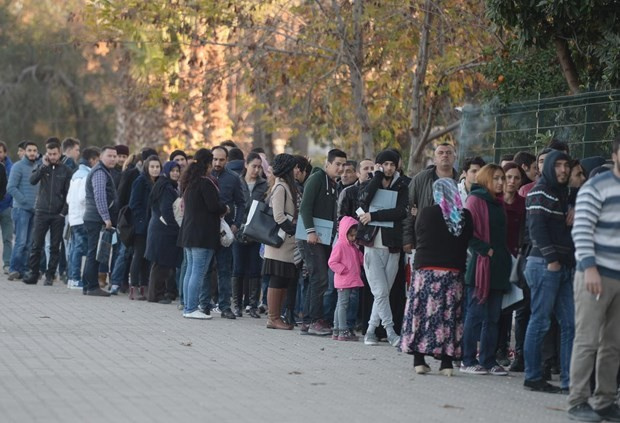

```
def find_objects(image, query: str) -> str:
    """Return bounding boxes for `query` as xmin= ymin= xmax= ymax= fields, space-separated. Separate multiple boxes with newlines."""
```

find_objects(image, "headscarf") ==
xmin=162 ymin=160 xmax=180 ymax=180
xmin=432 ymin=178 xmax=464 ymax=237
xmin=151 ymin=161 xmax=180 ymax=203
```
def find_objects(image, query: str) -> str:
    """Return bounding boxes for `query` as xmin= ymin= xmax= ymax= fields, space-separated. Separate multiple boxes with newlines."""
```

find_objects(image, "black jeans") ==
xmin=82 ymin=221 xmax=103 ymax=292
xmin=129 ymin=235 xmax=149 ymax=287
xmin=513 ymin=283 xmax=531 ymax=356
xmin=28 ymin=212 xmax=64 ymax=279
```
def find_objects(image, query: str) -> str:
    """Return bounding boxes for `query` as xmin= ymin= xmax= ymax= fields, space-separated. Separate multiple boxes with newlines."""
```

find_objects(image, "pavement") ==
xmin=0 ymin=277 xmax=572 ymax=423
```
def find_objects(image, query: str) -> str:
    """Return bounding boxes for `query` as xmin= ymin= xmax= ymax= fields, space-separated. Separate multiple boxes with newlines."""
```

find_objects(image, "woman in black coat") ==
xmin=178 ymin=149 xmax=228 ymax=320
xmin=232 ymin=152 xmax=269 ymax=318
xmin=145 ymin=161 xmax=182 ymax=303
xmin=128 ymin=155 xmax=161 ymax=300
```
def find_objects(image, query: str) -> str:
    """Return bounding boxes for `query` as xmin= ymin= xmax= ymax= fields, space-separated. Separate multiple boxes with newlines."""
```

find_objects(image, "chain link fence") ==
xmin=458 ymin=89 xmax=620 ymax=163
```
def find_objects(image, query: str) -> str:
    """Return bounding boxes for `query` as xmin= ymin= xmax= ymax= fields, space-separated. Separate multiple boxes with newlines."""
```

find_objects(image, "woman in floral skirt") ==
xmin=400 ymin=178 xmax=473 ymax=376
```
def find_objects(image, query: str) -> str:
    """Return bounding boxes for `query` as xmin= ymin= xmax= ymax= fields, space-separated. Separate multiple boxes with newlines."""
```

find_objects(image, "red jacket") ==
xmin=328 ymin=216 xmax=364 ymax=289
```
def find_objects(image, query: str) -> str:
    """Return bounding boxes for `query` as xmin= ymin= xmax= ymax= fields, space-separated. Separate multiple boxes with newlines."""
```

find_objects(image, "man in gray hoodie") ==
xmin=7 ymin=141 xmax=40 ymax=280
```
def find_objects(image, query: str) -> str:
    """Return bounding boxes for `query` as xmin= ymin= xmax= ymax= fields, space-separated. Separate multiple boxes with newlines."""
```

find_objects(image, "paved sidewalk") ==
xmin=0 ymin=277 xmax=570 ymax=423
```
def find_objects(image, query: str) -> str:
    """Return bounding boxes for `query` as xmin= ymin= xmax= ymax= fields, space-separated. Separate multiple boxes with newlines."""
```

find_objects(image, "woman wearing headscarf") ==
xmin=262 ymin=153 xmax=298 ymax=330
xmin=400 ymin=178 xmax=474 ymax=376
xmin=461 ymin=164 xmax=512 ymax=376
xmin=145 ymin=161 xmax=182 ymax=304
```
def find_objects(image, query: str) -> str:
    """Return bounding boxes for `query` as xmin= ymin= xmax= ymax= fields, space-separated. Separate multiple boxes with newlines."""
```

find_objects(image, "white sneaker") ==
xmin=183 ymin=310 xmax=212 ymax=320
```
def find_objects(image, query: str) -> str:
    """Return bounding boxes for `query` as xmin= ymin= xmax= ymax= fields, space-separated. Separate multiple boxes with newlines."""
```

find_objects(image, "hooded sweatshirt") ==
xmin=328 ymin=216 xmax=364 ymax=289
xmin=526 ymin=150 xmax=575 ymax=266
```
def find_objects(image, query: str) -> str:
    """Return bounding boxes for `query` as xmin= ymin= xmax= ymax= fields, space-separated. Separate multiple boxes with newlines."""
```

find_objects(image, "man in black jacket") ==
xmin=357 ymin=149 xmax=409 ymax=347
xmin=23 ymin=138 xmax=72 ymax=285
xmin=337 ymin=158 xmax=374 ymax=221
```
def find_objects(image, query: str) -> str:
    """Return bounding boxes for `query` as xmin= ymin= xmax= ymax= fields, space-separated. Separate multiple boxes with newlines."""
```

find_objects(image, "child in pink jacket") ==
xmin=328 ymin=216 xmax=364 ymax=341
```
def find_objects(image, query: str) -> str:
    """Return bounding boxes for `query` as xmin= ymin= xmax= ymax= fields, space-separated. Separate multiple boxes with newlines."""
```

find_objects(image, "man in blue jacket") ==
xmin=0 ymin=141 xmax=13 ymax=274
xmin=199 ymin=146 xmax=245 ymax=320
xmin=7 ymin=141 xmax=39 ymax=280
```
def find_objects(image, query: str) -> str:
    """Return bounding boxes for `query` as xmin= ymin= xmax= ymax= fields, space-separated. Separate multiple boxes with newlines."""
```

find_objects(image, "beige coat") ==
xmin=264 ymin=179 xmax=296 ymax=264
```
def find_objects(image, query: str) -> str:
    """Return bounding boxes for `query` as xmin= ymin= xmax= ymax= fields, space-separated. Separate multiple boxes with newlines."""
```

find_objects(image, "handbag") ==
xmin=243 ymin=200 xmax=284 ymax=247
xmin=220 ymin=218 xmax=234 ymax=247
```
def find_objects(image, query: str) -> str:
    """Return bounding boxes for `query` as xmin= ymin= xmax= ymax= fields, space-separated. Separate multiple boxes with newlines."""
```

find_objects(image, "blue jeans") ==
xmin=462 ymin=287 xmax=503 ymax=368
xmin=302 ymin=242 xmax=331 ymax=324
xmin=523 ymin=257 xmax=575 ymax=388
xmin=177 ymin=249 xmax=188 ymax=306
xmin=0 ymin=207 xmax=13 ymax=268
xmin=232 ymin=241 xmax=262 ymax=278
xmin=346 ymin=287 xmax=360 ymax=329
xmin=68 ymin=224 xmax=87 ymax=281
xmin=323 ymin=268 xmax=337 ymax=323
xmin=183 ymin=248 xmax=215 ymax=314
xmin=110 ymin=242 xmax=130 ymax=285
xmin=9 ymin=208 xmax=34 ymax=274
xmin=199 ymin=245 xmax=233 ymax=311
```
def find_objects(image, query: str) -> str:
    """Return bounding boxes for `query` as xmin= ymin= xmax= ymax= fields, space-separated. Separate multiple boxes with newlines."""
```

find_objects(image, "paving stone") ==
xmin=0 ymin=277 xmax=570 ymax=422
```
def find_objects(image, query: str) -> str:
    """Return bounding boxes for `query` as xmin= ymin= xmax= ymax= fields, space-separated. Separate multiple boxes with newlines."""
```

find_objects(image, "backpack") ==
xmin=117 ymin=205 xmax=135 ymax=247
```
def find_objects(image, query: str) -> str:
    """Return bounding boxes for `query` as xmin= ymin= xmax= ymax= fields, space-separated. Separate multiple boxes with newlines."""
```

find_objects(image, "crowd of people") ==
xmin=0 ymin=135 xmax=618 ymax=423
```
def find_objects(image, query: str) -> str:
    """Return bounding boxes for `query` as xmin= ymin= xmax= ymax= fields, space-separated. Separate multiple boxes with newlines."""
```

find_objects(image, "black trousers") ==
xmin=28 ymin=212 xmax=64 ymax=279
xmin=148 ymin=263 xmax=172 ymax=302
xmin=129 ymin=235 xmax=149 ymax=287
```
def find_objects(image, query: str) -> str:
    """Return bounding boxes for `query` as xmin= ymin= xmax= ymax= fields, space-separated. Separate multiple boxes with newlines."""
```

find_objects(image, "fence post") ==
xmin=494 ymin=114 xmax=502 ymax=163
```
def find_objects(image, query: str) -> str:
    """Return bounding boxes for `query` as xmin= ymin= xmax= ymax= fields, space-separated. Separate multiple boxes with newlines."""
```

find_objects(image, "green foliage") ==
xmin=480 ymin=40 xmax=572 ymax=102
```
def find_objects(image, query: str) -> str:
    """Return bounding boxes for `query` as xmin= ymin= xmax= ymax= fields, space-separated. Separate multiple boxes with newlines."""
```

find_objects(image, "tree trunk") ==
xmin=554 ymin=36 xmax=580 ymax=95
xmin=114 ymin=50 xmax=165 ymax=151
xmin=407 ymin=0 xmax=435 ymax=175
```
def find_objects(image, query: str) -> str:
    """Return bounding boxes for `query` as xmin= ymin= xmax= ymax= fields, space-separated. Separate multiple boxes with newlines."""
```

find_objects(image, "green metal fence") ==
xmin=458 ymin=89 xmax=620 ymax=163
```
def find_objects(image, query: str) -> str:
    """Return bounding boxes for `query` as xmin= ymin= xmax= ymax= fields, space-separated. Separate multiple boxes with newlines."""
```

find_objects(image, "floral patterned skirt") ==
xmin=400 ymin=268 xmax=464 ymax=359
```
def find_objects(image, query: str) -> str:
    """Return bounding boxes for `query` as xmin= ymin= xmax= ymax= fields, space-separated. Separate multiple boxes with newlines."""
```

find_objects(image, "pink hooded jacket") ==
xmin=328 ymin=216 xmax=364 ymax=289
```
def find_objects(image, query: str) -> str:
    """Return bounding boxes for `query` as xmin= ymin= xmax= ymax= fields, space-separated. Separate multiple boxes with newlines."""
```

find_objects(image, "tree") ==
xmin=486 ymin=0 xmax=620 ymax=94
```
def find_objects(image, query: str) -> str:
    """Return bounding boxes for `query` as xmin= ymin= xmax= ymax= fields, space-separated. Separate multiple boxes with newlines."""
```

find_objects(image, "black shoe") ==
xmin=22 ymin=273 xmax=39 ymax=285
xmin=234 ymin=308 xmax=243 ymax=318
xmin=568 ymin=403 xmax=603 ymax=422
xmin=248 ymin=308 xmax=260 ymax=318
xmin=86 ymin=288 xmax=111 ymax=297
xmin=221 ymin=309 xmax=237 ymax=319
xmin=509 ymin=355 xmax=525 ymax=372
xmin=596 ymin=404 xmax=620 ymax=422
xmin=158 ymin=298 xmax=172 ymax=304
xmin=43 ymin=277 xmax=54 ymax=286
xmin=496 ymin=350 xmax=511 ymax=367
xmin=524 ymin=379 xmax=561 ymax=393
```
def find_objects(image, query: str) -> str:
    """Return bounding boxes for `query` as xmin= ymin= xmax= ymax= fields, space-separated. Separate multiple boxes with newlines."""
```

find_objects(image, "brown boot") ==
xmin=266 ymin=288 xmax=293 ymax=330
xmin=98 ymin=272 xmax=108 ymax=288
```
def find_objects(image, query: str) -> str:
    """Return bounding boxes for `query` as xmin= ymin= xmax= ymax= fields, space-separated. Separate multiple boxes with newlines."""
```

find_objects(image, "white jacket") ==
xmin=66 ymin=164 xmax=91 ymax=226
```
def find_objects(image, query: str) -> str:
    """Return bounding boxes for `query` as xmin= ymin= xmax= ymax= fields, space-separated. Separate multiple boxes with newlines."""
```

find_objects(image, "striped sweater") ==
xmin=572 ymin=170 xmax=620 ymax=279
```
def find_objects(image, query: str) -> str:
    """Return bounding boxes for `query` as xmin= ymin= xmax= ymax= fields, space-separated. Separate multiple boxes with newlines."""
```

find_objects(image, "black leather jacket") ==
xmin=30 ymin=161 xmax=71 ymax=215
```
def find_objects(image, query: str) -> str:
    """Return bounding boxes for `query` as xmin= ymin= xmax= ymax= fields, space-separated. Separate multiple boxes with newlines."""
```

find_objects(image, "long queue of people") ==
xmin=1 ymin=136 xmax=619 ymax=423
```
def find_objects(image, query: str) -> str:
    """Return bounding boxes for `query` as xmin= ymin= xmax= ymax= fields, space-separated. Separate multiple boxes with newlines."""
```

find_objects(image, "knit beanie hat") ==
xmin=375 ymin=149 xmax=399 ymax=165
xmin=141 ymin=148 xmax=158 ymax=161
xmin=115 ymin=145 xmax=129 ymax=156
xmin=272 ymin=153 xmax=297 ymax=177
xmin=169 ymin=149 xmax=187 ymax=162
